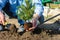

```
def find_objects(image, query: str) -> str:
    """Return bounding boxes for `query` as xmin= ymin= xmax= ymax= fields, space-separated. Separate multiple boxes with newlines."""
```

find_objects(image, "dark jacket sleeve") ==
xmin=0 ymin=0 xmax=7 ymax=11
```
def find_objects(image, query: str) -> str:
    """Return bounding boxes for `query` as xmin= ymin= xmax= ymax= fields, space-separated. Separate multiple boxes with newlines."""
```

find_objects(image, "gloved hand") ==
xmin=0 ymin=11 xmax=5 ymax=24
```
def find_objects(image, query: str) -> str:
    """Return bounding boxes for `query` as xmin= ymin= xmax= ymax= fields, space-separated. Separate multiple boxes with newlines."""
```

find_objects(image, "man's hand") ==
xmin=29 ymin=14 xmax=40 ymax=31
xmin=0 ymin=11 xmax=4 ymax=24
xmin=28 ymin=18 xmax=37 ymax=31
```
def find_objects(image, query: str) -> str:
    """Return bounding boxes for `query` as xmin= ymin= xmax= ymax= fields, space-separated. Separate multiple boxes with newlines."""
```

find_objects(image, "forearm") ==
xmin=34 ymin=0 xmax=44 ymax=16
xmin=29 ymin=0 xmax=44 ymax=31
xmin=32 ymin=13 xmax=39 ymax=27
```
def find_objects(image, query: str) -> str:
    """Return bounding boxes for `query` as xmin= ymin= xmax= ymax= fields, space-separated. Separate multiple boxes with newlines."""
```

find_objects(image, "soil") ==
xmin=0 ymin=14 xmax=60 ymax=40
xmin=24 ymin=22 xmax=32 ymax=31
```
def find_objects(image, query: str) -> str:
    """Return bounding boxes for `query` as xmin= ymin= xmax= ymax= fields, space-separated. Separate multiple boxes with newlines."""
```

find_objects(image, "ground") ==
xmin=0 ymin=18 xmax=60 ymax=40
xmin=0 ymin=12 xmax=60 ymax=40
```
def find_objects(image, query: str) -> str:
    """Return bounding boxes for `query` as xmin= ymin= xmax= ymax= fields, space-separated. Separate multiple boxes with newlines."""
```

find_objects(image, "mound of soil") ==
xmin=0 ymin=17 xmax=59 ymax=40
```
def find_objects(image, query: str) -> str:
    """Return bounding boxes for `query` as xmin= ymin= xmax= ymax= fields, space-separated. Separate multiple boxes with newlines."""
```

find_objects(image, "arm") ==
xmin=34 ymin=0 xmax=44 ymax=17
xmin=0 ymin=0 xmax=7 ymax=24
xmin=29 ymin=0 xmax=44 ymax=31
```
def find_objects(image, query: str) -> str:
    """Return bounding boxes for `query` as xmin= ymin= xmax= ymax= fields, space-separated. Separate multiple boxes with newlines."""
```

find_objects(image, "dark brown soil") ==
xmin=0 ymin=18 xmax=60 ymax=40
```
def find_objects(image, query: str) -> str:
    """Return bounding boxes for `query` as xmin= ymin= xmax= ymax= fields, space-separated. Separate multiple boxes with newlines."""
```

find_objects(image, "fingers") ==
xmin=0 ymin=20 xmax=2 ymax=24
xmin=25 ymin=27 xmax=35 ymax=31
xmin=0 ymin=18 xmax=3 ymax=24
xmin=29 ymin=28 xmax=32 ymax=31
xmin=29 ymin=27 xmax=35 ymax=31
xmin=1 ymin=19 xmax=4 ymax=25
xmin=26 ymin=30 xmax=29 ymax=31
xmin=1 ymin=16 xmax=4 ymax=25
xmin=0 ymin=17 xmax=2 ymax=24
xmin=0 ymin=12 xmax=5 ymax=24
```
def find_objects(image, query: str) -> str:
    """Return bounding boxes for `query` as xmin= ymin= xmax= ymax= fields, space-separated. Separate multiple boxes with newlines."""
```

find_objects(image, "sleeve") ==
xmin=33 ymin=0 xmax=44 ymax=16
xmin=0 ymin=0 xmax=7 ymax=11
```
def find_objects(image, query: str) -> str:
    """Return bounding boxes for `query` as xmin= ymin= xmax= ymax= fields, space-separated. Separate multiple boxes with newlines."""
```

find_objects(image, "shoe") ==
xmin=17 ymin=25 xmax=25 ymax=33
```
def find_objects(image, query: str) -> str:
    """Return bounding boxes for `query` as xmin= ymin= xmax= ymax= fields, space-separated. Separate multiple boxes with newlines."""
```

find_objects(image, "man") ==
xmin=0 ymin=0 xmax=44 ymax=32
